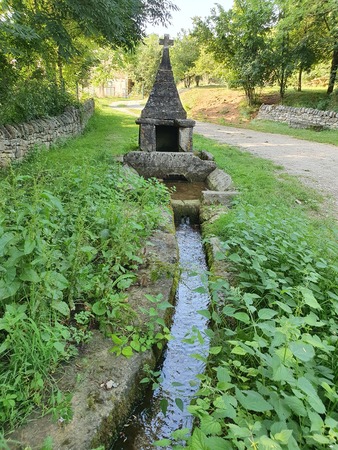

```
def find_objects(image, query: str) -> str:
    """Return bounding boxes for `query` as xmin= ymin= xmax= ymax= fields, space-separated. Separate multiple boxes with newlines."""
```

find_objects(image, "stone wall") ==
xmin=0 ymin=99 xmax=94 ymax=166
xmin=257 ymin=104 xmax=338 ymax=130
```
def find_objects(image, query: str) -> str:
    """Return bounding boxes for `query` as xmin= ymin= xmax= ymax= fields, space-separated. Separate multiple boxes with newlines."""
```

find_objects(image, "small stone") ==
xmin=105 ymin=380 xmax=118 ymax=390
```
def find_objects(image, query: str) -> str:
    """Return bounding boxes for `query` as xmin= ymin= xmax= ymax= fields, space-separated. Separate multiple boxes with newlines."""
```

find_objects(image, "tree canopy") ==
xmin=192 ymin=0 xmax=338 ymax=102
xmin=0 ymin=0 xmax=177 ymax=123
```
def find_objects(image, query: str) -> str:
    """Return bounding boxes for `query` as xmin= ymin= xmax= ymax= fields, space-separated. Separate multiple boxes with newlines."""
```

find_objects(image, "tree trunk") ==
xmin=244 ymin=85 xmax=255 ymax=106
xmin=298 ymin=67 xmax=303 ymax=92
xmin=57 ymin=52 xmax=65 ymax=93
xmin=327 ymin=47 xmax=338 ymax=94
xmin=280 ymin=70 xmax=286 ymax=101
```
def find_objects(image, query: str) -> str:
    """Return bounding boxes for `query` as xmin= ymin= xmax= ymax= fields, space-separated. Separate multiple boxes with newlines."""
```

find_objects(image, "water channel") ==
xmin=111 ymin=222 xmax=210 ymax=449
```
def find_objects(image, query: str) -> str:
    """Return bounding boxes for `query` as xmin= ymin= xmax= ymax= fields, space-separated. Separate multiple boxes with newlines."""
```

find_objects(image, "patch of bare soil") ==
xmin=179 ymin=87 xmax=281 ymax=125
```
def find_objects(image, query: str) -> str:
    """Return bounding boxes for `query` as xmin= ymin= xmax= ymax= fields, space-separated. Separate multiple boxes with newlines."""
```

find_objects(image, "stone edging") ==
xmin=0 ymin=99 xmax=95 ymax=166
xmin=257 ymin=104 xmax=338 ymax=130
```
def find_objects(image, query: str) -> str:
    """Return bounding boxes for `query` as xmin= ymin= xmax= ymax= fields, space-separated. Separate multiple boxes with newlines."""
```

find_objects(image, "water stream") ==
xmin=112 ymin=223 xmax=210 ymax=449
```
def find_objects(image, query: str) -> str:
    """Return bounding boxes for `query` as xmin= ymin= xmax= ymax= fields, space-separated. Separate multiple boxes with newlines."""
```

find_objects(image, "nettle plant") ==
xmin=0 ymin=158 xmax=170 ymax=430
xmin=160 ymin=204 xmax=338 ymax=450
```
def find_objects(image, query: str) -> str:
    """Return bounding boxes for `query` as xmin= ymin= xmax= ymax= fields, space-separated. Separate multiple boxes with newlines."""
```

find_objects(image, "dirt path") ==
xmin=110 ymin=102 xmax=338 ymax=217
xmin=195 ymin=121 xmax=338 ymax=216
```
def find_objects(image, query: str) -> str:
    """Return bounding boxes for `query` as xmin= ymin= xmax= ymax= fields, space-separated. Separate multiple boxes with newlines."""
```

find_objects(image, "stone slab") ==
xmin=206 ymin=168 xmax=233 ymax=191
xmin=171 ymin=199 xmax=200 ymax=224
xmin=124 ymin=151 xmax=216 ymax=182
xmin=201 ymin=190 xmax=239 ymax=207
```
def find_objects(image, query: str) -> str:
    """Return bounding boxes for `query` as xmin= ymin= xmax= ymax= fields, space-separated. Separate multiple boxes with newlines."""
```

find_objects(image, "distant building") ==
xmin=83 ymin=73 xmax=133 ymax=98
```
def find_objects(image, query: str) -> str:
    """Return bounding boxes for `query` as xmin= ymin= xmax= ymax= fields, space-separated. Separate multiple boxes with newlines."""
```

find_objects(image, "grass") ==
xmin=248 ymin=119 xmax=338 ymax=146
xmin=194 ymin=135 xmax=323 ymax=212
xmin=0 ymin=101 xmax=170 ymax=435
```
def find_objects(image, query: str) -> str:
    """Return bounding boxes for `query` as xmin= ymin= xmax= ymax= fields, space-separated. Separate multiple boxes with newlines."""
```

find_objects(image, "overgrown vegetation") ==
xmin=0 ymin=105 xmax=171 ymax=433
xmin=155 ymin=137 xmax=338 ymax=449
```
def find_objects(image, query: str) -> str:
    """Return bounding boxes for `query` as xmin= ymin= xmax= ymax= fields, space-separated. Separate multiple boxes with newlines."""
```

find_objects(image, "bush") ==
xmin=0 ymin=79 xmax=77 ymax=125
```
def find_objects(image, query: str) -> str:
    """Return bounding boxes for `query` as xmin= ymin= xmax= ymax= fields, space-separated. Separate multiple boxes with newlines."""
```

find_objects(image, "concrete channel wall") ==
xmin=0 ymin=99 xmax=94 ymax=166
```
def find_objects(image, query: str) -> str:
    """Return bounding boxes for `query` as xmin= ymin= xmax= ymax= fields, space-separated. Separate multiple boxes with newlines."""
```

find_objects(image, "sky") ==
xmin=146 ymin=0 xmax=234 ymax=38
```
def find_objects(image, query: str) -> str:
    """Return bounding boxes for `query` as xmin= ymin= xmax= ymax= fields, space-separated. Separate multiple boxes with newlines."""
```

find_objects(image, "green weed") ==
xmin=163 ymin=205 xmax=338 ymax=449
xmin=0 ymin=104 xmax=171 ymax=433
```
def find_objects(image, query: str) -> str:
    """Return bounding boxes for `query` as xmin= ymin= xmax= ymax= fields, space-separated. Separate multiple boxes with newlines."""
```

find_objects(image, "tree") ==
xmin=0 ymin=0 xmax=177 ymax=122
xmin=126 ymin=34 xmax=162 ymax=96
xmin=194 ymin=0 xmax=275 ymax=105
xmin=193 ymin=46 xmax=226 ymax=85
xmin=170 ymin=31 xmax=201 ymax=87
xmin=304 ymin=0 xmax=338 ymax=94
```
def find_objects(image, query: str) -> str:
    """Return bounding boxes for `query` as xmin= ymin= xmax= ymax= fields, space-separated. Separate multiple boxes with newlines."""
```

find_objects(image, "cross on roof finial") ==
xmin=159 ymin=34 xmax=174 ymax=48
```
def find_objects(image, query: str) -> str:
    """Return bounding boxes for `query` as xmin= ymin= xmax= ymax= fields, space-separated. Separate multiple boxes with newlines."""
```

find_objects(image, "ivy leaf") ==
xmin=191 ymin=428 xmax=209 ymax=450
xmin=111 ymin=334 xmax=123 ymax=345
xmin=92 ymin=301 xmax=106 ymax=316
xmin=130 ymin=340 xmax=141 ymax=352
xmin=200 ymin=415 xmax=222 ymax=436
xmin=299 ymin=287 xmax=321 ymax=310
xmin=289 ymin=341 xmax=315 ymax=362
xmin=52 ymin=301 xmax=70 ymax=317
xmin=258 ymin=308 xmax=277 ymax=320
xmin=121 ymin=346 xmax=133 ymax=358
xmin=175 ymin=397 xmax=184 ymax=412
xmin=233 ymin=312 xmax=250 ymax=323
xmin=160 ymin=398 xmax=168 ymax=416
xmin=235 ymin=388 xmax=273 ymax=412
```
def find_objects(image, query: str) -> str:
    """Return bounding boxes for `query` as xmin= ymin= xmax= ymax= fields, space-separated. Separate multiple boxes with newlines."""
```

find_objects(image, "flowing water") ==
xmin=112 ymin=223 xmax=210 ymax=449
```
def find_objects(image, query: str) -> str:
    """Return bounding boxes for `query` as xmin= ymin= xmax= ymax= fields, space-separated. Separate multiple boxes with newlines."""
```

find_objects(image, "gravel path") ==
xmin=110 ymin=102 xmax=338 ymax=217
xmin=195 ymin=121 xmax=338 ymax=216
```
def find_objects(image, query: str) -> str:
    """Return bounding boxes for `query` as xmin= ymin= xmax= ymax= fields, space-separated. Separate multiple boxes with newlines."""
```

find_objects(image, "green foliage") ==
xmin=111 ymin=294 xmax=173 ymax=357
xmin=165 ymin=204 xmax=338 ymax=449
xmin=128 ymin=34 xmax=162 ymax=96
xmin=0 ymin=78 xmax=76 ymax=125
xmin=0 ymin=0 xmax=178 ymax=123
xmin=194 ymin=0 xmax=275 ymax=104
xmin=171 ymin=32 xmax=201 ymax=87
xmin=0 ymin=106 xmax=170 ymax=432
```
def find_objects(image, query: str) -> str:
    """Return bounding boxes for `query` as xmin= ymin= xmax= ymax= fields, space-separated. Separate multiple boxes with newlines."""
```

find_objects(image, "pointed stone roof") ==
xmin=140 ymin=35 xmax=187 ymax=120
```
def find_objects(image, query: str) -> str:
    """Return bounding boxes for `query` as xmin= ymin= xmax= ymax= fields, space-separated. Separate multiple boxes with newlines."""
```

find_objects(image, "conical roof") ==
xmin=140 ymin=37 xmax=187 ymax=120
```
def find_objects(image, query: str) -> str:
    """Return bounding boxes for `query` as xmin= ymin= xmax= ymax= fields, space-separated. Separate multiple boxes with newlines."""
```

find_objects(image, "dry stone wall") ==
xmin=0 ymin=99 xmax=94 ymax=166
xmin=257 ymin=104 xmax=338 ymax=130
